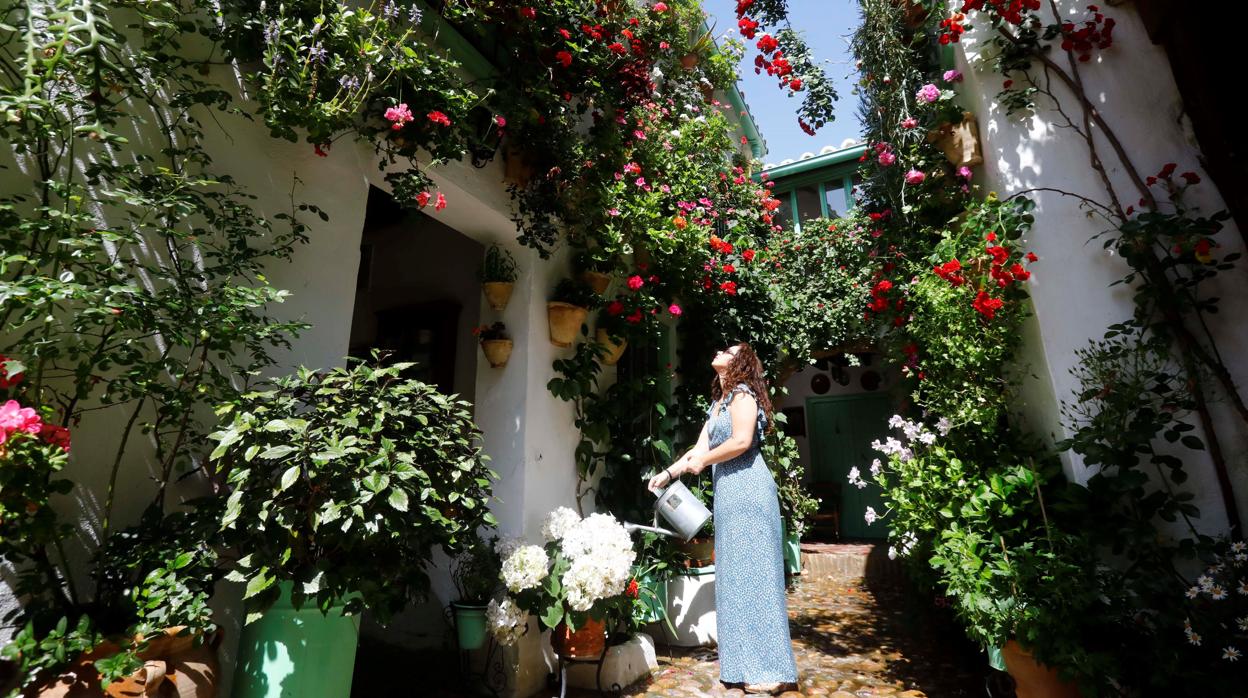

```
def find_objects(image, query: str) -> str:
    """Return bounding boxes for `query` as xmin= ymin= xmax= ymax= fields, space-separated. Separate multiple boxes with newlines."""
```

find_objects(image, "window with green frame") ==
xmin=772 ymin=169 xmax=857 ymax=232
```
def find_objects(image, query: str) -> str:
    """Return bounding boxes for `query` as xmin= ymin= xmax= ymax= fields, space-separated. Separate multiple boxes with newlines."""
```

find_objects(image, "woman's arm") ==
xmin=648 ymin=422 xmax=711 ymax=491
xmin=683 ymin=393 xmax=757 ymax=475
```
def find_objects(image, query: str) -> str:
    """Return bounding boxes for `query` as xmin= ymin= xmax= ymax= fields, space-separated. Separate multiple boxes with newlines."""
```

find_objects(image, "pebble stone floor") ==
xmin=544 ymin=572 xmax=984 ymax=698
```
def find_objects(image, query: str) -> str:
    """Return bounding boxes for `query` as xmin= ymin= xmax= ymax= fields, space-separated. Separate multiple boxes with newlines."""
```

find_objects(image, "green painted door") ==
xmin=806 ymin=393 xmax=894 ymax=539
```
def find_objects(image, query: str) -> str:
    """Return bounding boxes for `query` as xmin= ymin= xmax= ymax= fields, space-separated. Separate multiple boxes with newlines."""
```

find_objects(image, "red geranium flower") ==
xmin=519 ymin=6 xmax=536 ymax=19
xmin=626 ymin=310 xmax=643 ymax=324
xmin=608 ymin=42 xmax=627 ymax=55
xmin=756 ymin=34 xmax=778 ymax=53
xmin=627 ymin=275 xmax=644 ymax=291
xmin=434 ymin=192 xmax=447 ymax=211
xmin=0 ymin=355 xmax=23 ymax=389
xmin=427 ymin=111 xmax=451 ymax=127
xmin=722 ymin=263 xmax=735 ymax=274
xmin=626 ymin=578 xmax=640 ymax=598
xmin=973 ymin=291 xmax=1004 ymax=319
xmin=415 ymin=191 xmax=431 ymax=208
xmin=556 ymin=50 xmax=572 ymax=67
xmin=742 ymin=249 xmax=755 ymax=262
xmin=720 ymin=281 xmax=737 ymax=295
xmin=607 ymin=300 xmax=625 ymax=316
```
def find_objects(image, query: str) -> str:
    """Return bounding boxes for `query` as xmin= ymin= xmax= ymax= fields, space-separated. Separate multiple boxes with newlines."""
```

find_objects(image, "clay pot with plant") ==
xmin=594 ymin=311 xmax=628 ymax=366
xmin=575 ymin=249 xmax=616 ymax=296
xmin=547 ymin=279 xmax=596 ymax=348
xmin=479 ymin=245 xmax=519 ymax=311
xmin=475 ymin=322 xmax=513 ymax=368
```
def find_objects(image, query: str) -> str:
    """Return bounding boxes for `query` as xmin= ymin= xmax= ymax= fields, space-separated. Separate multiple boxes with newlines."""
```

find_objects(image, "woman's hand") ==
xmin=648 ymin=456 xmax=693 ymax=492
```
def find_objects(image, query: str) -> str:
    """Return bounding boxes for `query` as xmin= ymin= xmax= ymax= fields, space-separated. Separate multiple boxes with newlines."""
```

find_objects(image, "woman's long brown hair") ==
xmin=710 ymin=342 xmax=774 ymax=434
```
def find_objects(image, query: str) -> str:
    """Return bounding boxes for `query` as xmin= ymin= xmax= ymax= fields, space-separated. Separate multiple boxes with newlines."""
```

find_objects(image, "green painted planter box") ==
xmin=781 ymin=524 xmax=801 ymax=575
xmin=451 ymin=601 xmax=489 ymax=650
xmin=232 ymin=582 xmax=361 ymax=698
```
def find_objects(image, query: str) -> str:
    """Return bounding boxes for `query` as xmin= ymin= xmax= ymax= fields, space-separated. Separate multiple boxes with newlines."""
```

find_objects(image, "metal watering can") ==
xmin=622 ymin=478 xmax=711 ymax=542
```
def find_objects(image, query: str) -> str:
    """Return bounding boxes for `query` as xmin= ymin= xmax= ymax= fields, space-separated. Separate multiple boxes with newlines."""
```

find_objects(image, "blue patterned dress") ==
xmin=708 ymin=383 xmax=798 ymax=685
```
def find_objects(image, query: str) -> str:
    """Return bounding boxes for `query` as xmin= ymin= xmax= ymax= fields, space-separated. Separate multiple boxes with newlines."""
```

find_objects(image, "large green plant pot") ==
xmin=781 ymin=524 xmax=801 ymax=575
xmin=231 ymin=582 xmax=361 ymax=698
xmin=451 ymin=601 xmax=489 ymax=650
xmin=636 ymin=574 xmax=668 ymax=624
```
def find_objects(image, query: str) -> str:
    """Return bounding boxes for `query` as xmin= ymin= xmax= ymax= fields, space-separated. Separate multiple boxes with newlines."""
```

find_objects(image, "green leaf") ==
xmin=279 ymin=465 xmax=300 ymax=492
xmin=260 ymin=444 xmax=297 ymax=459
xmin=243 ymin=571 xmax=273 ymax=600
xmin=388 ymin=489 xmax=409 ymax=512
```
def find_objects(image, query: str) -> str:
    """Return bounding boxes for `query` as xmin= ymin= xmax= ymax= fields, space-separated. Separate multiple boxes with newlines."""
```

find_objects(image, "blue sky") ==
xmin=703 ymin=0 xmax=864 ymax=163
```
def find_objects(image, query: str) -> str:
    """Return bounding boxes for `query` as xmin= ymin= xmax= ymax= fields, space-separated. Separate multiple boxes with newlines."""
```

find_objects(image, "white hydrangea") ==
xmin=487 ymin=596 xmax=528 ymax=646
xmin=542 ymin=507 xmax=581 ymax=543
xmin=494 ymin=536 xmax=522 ymax=560
xmin=501 ymin=544 xmax=549 ymax=593
xmin=560 ymin=513 xmax=634 ymax=562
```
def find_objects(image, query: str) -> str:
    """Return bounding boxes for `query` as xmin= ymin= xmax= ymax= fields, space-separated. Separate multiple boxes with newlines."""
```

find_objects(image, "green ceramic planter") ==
xmin=231 ymin=582 xmax=361 ymax=698
xmin=452 ymin=601 xmax=489 ymax=650
xmin=781 ymin=524 xmax=801 ymax=575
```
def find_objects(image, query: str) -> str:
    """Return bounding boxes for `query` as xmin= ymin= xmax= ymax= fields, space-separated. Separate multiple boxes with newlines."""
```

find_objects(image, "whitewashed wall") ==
xmin=953 ymin=0 xmax=1248 ymax=535
xmin=1 ymin=61 xmax=586 ymax=698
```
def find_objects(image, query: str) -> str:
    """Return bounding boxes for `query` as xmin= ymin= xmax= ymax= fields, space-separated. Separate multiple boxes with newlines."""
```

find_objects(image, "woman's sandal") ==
xmin=743 ymin=682 xmax=795 ymax=695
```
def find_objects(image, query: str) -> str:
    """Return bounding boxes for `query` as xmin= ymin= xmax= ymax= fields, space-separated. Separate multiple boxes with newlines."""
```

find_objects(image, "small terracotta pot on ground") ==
xmin=1001 ymin=639 xmax=1082 ymax=698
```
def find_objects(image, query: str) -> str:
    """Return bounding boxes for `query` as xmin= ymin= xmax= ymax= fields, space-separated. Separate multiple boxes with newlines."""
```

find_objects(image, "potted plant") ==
xmin=594 ymin=311 xmax=628 ymax=366
xmin=929 ymin=111 xmax=984 ymax=168
xmin=487 ymin=507 xmax=636 ymax=660
xmin=766 ymin=432 xmax=817 ymax=576
xmin=547 ymin=279 xmax=595 ymax=348
xmin=574 ymin=249 xmax=615 ymax=296
xmin=479 ymin=245 xmax=519 ymax=311
xmin=450 ymin=534 xmax=502 ymax=651
xmin=208 ymin=356 xmax=497 ymax=698
xmin=474 ymin=322 xmax=513 ymax=368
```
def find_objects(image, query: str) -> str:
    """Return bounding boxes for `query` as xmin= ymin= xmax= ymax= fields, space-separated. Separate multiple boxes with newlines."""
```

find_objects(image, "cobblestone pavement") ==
xmin=550 ymin=573 xmax=985 ymax=698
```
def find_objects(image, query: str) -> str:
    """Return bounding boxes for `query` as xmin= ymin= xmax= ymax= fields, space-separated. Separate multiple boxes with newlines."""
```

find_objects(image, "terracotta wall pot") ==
xmin=930 ymin=111 xmax=984 ymax=168
xmin=579 ymin=270 xmax=612 ymax=295
xmin=1001 ymin=640 xmax=1081 ymax=698
xmin=676 ymin=537 xmax=715 ymax=569
xmin=680 ymin=53 xmax=699 ymax=70
xmin=502 ymin=144 xmax=534 ymax=186
xmin=550 ymin=617 xmax=606 ymax=659
xmin=480 ymin=338 xmax=513 ymax=368
xmin=595 ymin=329 xmax=626 ymax=366
xmin=482 ymin=281 xmax=514 ymax=311
xmin=547 ymin=302 xmax=588 ymax=348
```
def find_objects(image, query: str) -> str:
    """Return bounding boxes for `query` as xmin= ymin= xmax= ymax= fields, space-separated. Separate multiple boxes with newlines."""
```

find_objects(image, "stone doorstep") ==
xmin=798 ymin=543 xmax=901 ymax=583
xmin=564 ymin=632 xmax=658 ymax=691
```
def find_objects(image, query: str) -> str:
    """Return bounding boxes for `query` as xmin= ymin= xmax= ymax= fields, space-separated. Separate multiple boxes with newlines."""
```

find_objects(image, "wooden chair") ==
xmin=808 ymin=481 xmax=841 ymax=542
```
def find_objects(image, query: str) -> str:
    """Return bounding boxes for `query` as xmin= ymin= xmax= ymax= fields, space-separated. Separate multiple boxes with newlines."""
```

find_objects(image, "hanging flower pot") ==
xmin=675 ymin=536 xmax=715 ymax=569
xmin=680 ymin=53 xmax=699 ymax=70
xmin=580 ymin=270 xmax=612 ymax=295
xmin=482 ymin=282 xmax=514 ymax=312
xmin=550 ymin=617 xmax=606 ymax=659
xmin=547 ymin=302 xmax=588 ymax=347
xmin=1001 ymin=640 xmax=1082 ymax=698
xmin=595 ymin=328 xmax=627 ymax=366
xmin=502 ymin=144 xmax=534 ymax=186
xmin=930 ymin=111 xmax=984 ymax=168
xmin=480 ymin=338 xmax=513 ymax=368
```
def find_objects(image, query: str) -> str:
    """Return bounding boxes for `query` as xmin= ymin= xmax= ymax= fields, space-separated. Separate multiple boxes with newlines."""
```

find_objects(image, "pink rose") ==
xmin=668 ymin=303 xmax=682 ymax=316
xmin=905 ymin=169 xmax=926 ymax=185
xmin=958 ymin=166 xmax=973 ymax=180
xmin=943 ymin=69 xmax=963 ymax=83
xmin=901 ymin=117 xmax=918 ymax=129
xmin=878 ymin=151 xmax=896 ymax=167
xmin=915 ymin=84 xmax=941 ymax=103
xmin=653 ymin=2 xmax=669 ymax=11
xmin=627 ymin=275 xmax=644 ymax=291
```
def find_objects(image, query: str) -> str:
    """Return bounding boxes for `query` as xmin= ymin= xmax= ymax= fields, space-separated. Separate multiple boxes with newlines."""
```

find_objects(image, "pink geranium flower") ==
xmin=878 ymin=151 xmax=896 ymax=167
xmin=943 ymin=69 xmax=963 ymax=83
xmin=905 ymin=169 xmax=926 ymax=184
xmin=901 ymin=117 xmax=918 ymax=129
xmin=653 ymin=2 xmax=669 ymax=11
xmin=0 ymin=399 xmax=42 ymax=445
xmin=627 ymin=275 xmax=644 ymax=291
xmin=668 ymin=303 xmax=682 ymax=316
xmin=384 ymin=103 xmax=414 ymax=130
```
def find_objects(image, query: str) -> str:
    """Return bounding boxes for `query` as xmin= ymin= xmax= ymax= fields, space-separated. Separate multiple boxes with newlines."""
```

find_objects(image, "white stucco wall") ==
xmin=953 ymin=0 xmax=1248 ymax=534
xmin=2 ymin=61 xmax=585 ymax=698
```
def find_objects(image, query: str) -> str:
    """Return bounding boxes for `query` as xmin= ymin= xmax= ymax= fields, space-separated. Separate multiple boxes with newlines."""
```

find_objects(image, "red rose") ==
xmin=556 ymin=50 xmax=572 ymax=67
xmin=627 ymin=275 xmax=644 ymax=290
xmin=720 ymin=281 xmax=737 ymax=295
xmin=789 ymin=78 xmax=802 ymax=91
xmin=607 ymin=300 xmax=625 ymax=316
xmin=519 ymin=6 xmax=536 ymax=19
xmin=756 ymin=34 xmax=778 ymax=53
xmin=985 ymin=231 xmax=996 ymax=241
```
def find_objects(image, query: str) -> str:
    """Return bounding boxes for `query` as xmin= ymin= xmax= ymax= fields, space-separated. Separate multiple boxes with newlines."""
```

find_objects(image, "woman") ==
xmin=648 ymin=342 xmax=799 ymax=695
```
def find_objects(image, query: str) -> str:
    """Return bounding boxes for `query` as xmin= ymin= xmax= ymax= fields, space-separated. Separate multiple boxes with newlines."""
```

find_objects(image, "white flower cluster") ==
xmin=872 ymin=414 xmax=950 ymax=465
xmin=863 ymin=506 xmax=878 ymax=526
xmin=847 ymin=466 xmax=868 ymax=490
xmin=501 ymin=544 xmax=549 ymax=594
xmin=487 ymin=597 xmax=528 ymax=646
xmin=559 ymin=513 xmax=637 ymax=612
xmin=542 ymin=506 xmax=581 ymax=543
xmin=887 ymin=531 xmax=918 ymax=560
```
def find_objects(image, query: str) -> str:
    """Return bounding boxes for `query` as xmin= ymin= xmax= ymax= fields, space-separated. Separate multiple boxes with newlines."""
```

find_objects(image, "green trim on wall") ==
xmin=416 ymin=1 xmax=500 ymax=82
xmin=761 ymin=144 xmax=867 ymax=181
